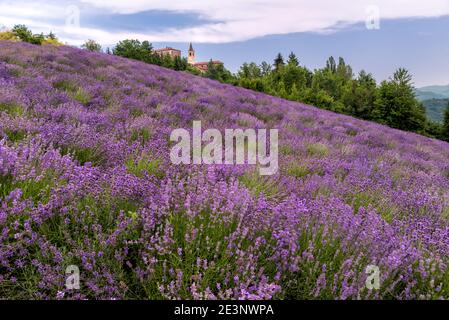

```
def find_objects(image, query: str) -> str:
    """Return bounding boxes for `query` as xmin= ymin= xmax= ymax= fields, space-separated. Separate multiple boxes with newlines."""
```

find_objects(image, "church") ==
xmin=154 ymin=43 xmax=223 ymax=73
xmin=187 ymin=43 xmax=223 ymax=73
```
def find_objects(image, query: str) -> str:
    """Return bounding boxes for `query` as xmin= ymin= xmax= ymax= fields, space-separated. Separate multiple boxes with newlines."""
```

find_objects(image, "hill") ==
xmin=415 ymin=84 xmax=449 ymax=101
xmin=1 ymin=41 xmax=449 ymax=300
xmin=421 ymin=98 xmax=449 ymax=123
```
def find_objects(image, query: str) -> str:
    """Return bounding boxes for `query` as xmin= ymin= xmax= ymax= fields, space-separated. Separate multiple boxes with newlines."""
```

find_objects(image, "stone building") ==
xmin=154 ymin=47 xmax=181 ymax=59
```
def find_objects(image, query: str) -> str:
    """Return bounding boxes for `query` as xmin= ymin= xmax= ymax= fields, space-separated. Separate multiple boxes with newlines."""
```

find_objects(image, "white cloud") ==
xmin=0 ymin=0 xmax=448 ymax=45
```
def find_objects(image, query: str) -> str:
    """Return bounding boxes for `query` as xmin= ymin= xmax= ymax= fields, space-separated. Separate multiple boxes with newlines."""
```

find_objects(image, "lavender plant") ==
xmin=0 ymin=41 xmax=449 ymax=300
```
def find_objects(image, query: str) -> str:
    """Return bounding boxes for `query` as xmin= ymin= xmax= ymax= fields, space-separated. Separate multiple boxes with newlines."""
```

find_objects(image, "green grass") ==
xmin=60 ymin=145 xmax=104 ymax=166
xmin=4 ymin=129 xmax=27 ymax=143
xmin=126 ymin=155 xmax=165 ymax=179
xmin=53 ymin=80 xmax=91 ymax=105
xmin=345 ymin=190 xmax=397 ymax=222
xmin=72 ymin=87 xmax=91 ymax=105
xmin=239 ymin=170 xmax=282 ymax=200
xmin=0 ymin=170 xmax=60 ymax=204
xmin=306 ymin=143 xmax=329 ymax=157
xmin=129 ymin=128 xmax=151 ymax=147
xmin=280 ymin=144 xmax=296 ymax=156
xmin=285 ymin=163 xmax=310 ymax=179
xmin=0 ymin=102 xmax=23 ymax=116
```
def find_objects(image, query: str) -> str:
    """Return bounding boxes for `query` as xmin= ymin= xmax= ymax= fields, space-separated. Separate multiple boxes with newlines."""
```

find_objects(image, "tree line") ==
xmin=232 ymin=53 xmax=449 ymax=141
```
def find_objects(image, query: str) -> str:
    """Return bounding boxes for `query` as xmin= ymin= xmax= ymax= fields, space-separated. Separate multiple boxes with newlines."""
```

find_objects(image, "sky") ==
xmin=0 ymin=0 xmax=449 ymax=87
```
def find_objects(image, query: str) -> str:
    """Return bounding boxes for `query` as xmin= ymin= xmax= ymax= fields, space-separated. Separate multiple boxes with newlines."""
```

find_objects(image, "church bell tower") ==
xmin=188 ymin=42 xmax=195 ymax=64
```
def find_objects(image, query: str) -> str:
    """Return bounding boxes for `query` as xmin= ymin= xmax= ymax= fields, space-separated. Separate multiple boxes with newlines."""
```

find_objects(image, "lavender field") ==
xmin=1 ymin=41 xmax=449 ymax=300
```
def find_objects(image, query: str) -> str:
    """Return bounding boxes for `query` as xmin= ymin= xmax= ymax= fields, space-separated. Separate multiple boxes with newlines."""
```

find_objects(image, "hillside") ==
xmin=422 ymin=98 xmax=448 ymax=123
xmin=416 ymin=84 xmax=449 ymax=101
xmin=1 ymin=41 xmax=449 ymax=300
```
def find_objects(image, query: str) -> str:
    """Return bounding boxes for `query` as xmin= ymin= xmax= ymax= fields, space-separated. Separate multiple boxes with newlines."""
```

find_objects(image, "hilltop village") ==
xmin=154 ymin=43 xmax=223 ymax=73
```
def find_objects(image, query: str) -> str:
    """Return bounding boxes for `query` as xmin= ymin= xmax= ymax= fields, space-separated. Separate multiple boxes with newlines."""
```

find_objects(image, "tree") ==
xmin=287 ymin=52 xmax=299 ymax=66
xmin=204 ymin=60 xmax=233 ymax=83
xmin=342 ymin=70 xmax=377 ymax=118
xmin=47 ymin=32 xmax=56 ymax=40
xmin=12 ymin=24 xmax=44 ymax=45
xmin=373 ymin=68 xmax=426 ymax=132
xmin=443 ymin=101 xmax=449 ymax=140
xmin=260 ymin=61 xmax=272 ymax=76
xmin=274 ymin=53 xmax=285 ymax=71
xmin=173 ymin=56 xmax=188 ymax=71
xmin=238 ymin=62 xmax=262 ymax=79
xmin=113 ymin=39 xmax=153 ymax=62
xmin=82 ymin=39 xmax=102 ymax=52
xmin=325 ymin=56 xmax=337 ymax=73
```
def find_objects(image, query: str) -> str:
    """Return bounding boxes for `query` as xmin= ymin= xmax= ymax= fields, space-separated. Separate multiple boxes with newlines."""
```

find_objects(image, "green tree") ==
xmin=325 ymin=56 xmax=337 ymax=73
xmin=287 ymin=52 xmax=299 ymax=66
xmin=47 ymin=31 xmax=56 ymax=40
xmin=204 ymin=60 xmax=234 ymax=83
xmin=82 ymin=39 xmax=102 ymax=52
xmin=173 ymin=56 xmax=188 ymax=71
xmin=274 ymin=53 xmax=285 ymax=71
xmin=373 ymin=68 xmax=426 ymax=132
xmin=238 ymin=62 xmax=262 ymax=79
xmin=442 ymin=101 xmax=449 ymax=140
xmin=113 ymin=39 xmax=153 ymax=62
xmin=341 ymin=70 xmax=377 ymax=118
xmin=12 ymin=24 xmax=44 ymax=45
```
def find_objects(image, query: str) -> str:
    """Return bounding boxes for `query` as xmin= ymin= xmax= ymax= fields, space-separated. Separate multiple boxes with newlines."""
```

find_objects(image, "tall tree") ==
xmin=325 ymin=56 xmax=337 ymax=73
xmin=373 ymin=68 xmax=426 ymax=132
xmin=287 ymin=52 xmax=299 ymax=66
xmin=113 ymin=39 xmax=152 ymax=62
xmin=82 ymin=39 xmax=102 ymax=52
xmin=274 ymin=53 xmax=285 ymax=71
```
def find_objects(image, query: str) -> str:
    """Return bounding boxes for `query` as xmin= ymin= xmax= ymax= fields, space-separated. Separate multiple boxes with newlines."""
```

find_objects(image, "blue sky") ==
xmin=1 ymin=0 xmax=449 ymax=87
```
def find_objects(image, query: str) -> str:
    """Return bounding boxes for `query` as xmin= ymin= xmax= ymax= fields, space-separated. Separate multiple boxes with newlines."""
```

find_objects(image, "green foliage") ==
xmin=0 ymin=30 xmax=19 ymax=41
xmin=239 ymin=170 xmax=282 ymax=200
xmin=421 ymin=98 xmax=449 ymax=123
xmin=232 ymin=53 xmax=439 ymax=139
xmin=11 ymin=25 xmax=53 ymax=45
xmin=0 ymin=102 xmax=23 ymax=116
xmin=0 ymin=171 xmax=58 ymax=204
xmin=60 ymin=145 xmax=104 ymax=166
xmin=82 ymin=39 xmax=102 ymax=52
xmin=286 ymin=163 xmax=310 ymax=179
xmin=442 ymin=102 xmax=449 ymax=141
xmin=72 ymin=87 xmax=91 ymax=105
xmin=373 ymin=68 xmax=426 ymax=131
xmin=112 ymin=39 xmax=189 ymax=72
xmin=306 ymin=143 xmax=329 ymax=157
xmin=113 ymin=39 xmax=153 ymax=61
xmin=4 ymin=129 xmax=27 ymax=143
xmin=273 ymin=53 xmax=285 ymax=71
xmin=204 ymin=60 xmax=233 ymax=82
xmin=130 ymin=128 xmax=151 ymax=146
xmin=53 ymin=80 xmax=91 ymax=105
xmin=126 ymin=155 xmax=165 ymax=179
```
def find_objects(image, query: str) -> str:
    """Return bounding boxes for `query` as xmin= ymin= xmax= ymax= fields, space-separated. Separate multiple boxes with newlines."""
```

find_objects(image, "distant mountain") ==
xmin=415 ymin=84 xmax=449 ymax=101
xmin=414 ymin=84 xmax=449 ymax=122
xmin=421 ymin=98 xmax=448 ymax=123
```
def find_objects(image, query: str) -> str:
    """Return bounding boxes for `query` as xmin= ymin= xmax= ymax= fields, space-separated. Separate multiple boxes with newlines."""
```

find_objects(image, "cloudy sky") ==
xmin=1 ymin=0 xmax=449 ymax=86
